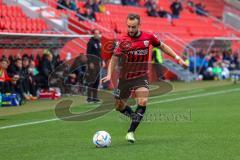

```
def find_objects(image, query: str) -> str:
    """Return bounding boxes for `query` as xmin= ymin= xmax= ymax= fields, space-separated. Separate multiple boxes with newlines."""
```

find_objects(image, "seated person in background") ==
xmin=57 ymin=0 xmax=69 ymax=10
xmin=78 ymin=7 xmax=96 ymax=21
xmin=158 ymin=7 xmax=171 ymax=18
xmin=147 ymin=4 xmax=159 ymax=17
xmin=69 ymin=0 xmax=77 ymax=11
xmin=121 ymin=0 xmax=138 ymax=6
xmin=170 ymin=0 xmax=182 ymax=18
xmin=7 ymin=58 xmax=26 ymax=100
xmin=212 ymin=62 xmax=222 ymax=80
xmin=186 ymin=0 xmax=195 ymax=13
xmin=22 ymin=55 xmax=37 ymax=100
xmin=0 ymin=58 xmax=11 ymax=93
xmin=195 ymin=3 xmax=208 ymax=16
xmin=92 ymin=0 xmax=101 ymax=12
xmin=52 ymin=52 xmax=62 ymax=68
xmin=84 ymin=0 xmax=93 ymax=8
xmin=29 ymin=60 xmax=39 ymax=76
xmin=144 ymin=0 xmax=156 ymax=9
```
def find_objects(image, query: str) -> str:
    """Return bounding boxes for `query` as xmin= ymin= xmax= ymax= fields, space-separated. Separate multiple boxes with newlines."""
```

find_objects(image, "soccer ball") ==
xmin=93 ymin=131 xmax=111 ymax=148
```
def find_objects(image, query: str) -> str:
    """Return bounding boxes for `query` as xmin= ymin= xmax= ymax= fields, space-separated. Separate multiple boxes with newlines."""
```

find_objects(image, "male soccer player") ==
xmin=102 ymin=14 xmax=188 ymax=143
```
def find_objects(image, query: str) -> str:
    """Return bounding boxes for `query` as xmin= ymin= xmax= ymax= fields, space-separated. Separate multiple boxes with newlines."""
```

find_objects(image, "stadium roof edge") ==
xmin=0 ymin=32 xmax=93 ymax=38
xmin=0 ymin=32 xmax=93 ymax=49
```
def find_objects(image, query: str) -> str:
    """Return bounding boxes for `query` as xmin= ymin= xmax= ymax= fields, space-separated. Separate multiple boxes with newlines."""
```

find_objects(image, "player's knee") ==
xmin=115 ymin=99 xmax=126 ymax=111
xmin=137 ymin=98 xmax=148 ymax=106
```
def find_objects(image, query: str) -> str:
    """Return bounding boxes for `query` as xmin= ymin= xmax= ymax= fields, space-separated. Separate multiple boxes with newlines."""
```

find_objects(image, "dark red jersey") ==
xmin=113 ymin=31 xmax=161 ymax=80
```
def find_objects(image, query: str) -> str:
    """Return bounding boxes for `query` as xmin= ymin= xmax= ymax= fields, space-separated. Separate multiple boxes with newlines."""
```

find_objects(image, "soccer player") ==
xmin=101 ymin=13 xmax=188 ymax=143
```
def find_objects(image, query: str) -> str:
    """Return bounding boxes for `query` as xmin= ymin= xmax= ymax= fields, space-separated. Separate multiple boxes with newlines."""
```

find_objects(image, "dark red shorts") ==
xmin=113 ymin=76 xmax=149 ymax=100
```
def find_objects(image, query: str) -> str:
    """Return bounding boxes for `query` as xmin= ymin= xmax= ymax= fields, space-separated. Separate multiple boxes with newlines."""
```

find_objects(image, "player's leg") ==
xmin=128 ymin=86 xmax=149 ymax=133
xmin=126 ymin=77 xmax=149 ymax=143
xmin=114 ymin=79 xmax=134 ymax=118
xmin=115 ymin=98 xmax=134 ymax=118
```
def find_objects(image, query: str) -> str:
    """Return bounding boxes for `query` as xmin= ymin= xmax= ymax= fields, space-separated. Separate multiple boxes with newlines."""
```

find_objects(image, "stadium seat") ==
xmin=0 ymin=2 xmax=49 ymax=33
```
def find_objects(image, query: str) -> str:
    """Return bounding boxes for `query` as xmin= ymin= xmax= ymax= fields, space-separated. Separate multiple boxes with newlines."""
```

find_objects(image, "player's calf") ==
xmin=115 ymin=99 xmax=134 ymax=118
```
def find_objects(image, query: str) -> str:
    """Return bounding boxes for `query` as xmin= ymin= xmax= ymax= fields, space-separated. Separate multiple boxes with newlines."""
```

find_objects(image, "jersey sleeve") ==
xmin=150 ymin=34 xmax=161 ymax=47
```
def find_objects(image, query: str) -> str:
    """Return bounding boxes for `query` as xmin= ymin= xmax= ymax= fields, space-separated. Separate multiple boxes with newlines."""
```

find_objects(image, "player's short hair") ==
xmin=92 ymin=29 xmax=101 ymax=34
xmin=127 ymin=13 xmax=141 ymax=24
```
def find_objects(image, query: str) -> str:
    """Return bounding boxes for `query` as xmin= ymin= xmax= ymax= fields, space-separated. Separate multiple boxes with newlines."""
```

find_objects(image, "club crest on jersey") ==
xmin=144 ymin=40 xmax=149 ymax=47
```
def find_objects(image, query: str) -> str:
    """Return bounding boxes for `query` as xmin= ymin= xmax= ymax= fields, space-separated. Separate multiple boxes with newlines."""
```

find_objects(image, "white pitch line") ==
xmin=0 ymin=88 xmax=239 ymax=130
xmin=0 ymin=118 xmax=59 ymax=130
xmin=148 ymin=88 xmax=240 ymax=105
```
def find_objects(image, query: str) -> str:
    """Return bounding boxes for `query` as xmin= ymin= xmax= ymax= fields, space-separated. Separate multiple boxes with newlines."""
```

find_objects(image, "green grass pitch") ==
xmin=0 ymin=81 xmax=240 ymax=160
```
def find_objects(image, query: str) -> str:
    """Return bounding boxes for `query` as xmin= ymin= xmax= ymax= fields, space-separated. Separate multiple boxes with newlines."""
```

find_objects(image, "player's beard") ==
xmin=128 ymin=30 xmax=140 ymax=38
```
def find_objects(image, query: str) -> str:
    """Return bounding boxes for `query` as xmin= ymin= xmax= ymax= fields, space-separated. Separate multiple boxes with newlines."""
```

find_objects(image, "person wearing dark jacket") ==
xmin=37 ymin=52 xmax=54 ymax=90
xmin=7 ymin=58 xmax=27 ymax=99
xmin=170 ymin=0 xmax=182 ymax=18
xmin=21 ymin=56 xmax=37 ymax=100
xmin=57 ymin=0 xmax=69 ymax=10
xmin=86 ymin=29 xmax=105 ymax=103
xmin=78 ymin=7 xmax=96 ymax=21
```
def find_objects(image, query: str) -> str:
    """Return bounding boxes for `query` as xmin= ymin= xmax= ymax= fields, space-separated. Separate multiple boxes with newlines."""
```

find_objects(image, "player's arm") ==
xmin=101 ymin=55 xmax=119 ymax=82
xmin=159 ymin=42 xmax=188 ymax=68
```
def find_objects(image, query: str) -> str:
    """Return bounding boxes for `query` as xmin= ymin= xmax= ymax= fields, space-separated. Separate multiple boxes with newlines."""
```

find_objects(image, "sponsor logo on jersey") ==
xmin=127 ymin=49 xmax=148 ymax=55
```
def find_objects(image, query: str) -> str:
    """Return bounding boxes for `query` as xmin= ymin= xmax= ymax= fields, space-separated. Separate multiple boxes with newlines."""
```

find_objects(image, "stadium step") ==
xmin=162 ymin=59 xmax=195 ymax=82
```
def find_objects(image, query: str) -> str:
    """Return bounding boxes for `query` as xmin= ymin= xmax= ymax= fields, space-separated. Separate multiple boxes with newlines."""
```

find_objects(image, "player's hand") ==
xmin=101 ymin=75 xmax=111 ymax=83
xmin=177 ymin=58 xmax=189 ymax=69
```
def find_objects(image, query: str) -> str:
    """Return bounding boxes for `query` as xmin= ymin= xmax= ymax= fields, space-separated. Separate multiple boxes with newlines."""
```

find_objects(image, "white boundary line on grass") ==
xmin=0 ymin=88 xmax=239 ymax=130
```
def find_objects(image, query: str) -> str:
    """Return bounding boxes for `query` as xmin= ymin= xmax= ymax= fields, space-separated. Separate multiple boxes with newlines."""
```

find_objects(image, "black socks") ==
xmin=120 ymin=105 xmax=134 ymax=118
xmin=128 ymin=105 xmax=146 ymax=133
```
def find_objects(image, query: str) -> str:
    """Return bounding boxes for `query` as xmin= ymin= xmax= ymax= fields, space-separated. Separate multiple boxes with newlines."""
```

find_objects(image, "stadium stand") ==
xmin=39 ymin=0 xmax=238 ymax=43
xmin=191 ymin=0 xmax=224 ymax=18
xmin=0 ymin=1 xmax=49 ymax=33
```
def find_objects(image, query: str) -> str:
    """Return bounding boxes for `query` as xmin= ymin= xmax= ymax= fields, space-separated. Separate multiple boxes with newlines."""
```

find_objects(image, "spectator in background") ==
xmin=22 ymin=56 xmax=37 ymax=100
xmin=85 ymin=29 xmax=105 ymax=103
xmin=37 ymin=50 xmax=54 ymax=90
xmin=84 ymin=0 xmax=93 ymax=8
xmin=221 ymin=62 xmax=230 ymax=79
xmin=92 ymin=0 xmax=101 ymax=12
xmin=170 ymin=0 xmax=182 ymax=18
xmin=7 ymin=58 xmax=26 ymax=100
xmin=78 ymin=7 xmax=96 ymax=21
xmin=147 ymin=4 xmax=158 ymax=17
xmin=69 ymin=0 xmax=77 ymax=11
xmin=208 ymin=50 xmax=217 ymax=67
xmin=76 ymin=8 xmax=84 ymax=20
xmin=121 ymin=0 xmax=138 ymax=6
xmin=29 ymin=60 xmax=39 ymax=77
xmin=158 ymin=7 xmax=170 ymax=18
xmin=158 ymin=7 xmax=172 ymax=23
xmin=121 ymin=0 xmax=128 ymax=6
xmin=0 ymin=58 xmax=11 ymax=93
xmin=186 ymin=0 xmax=195 ymax=13
xmin=51 ymin=50 xmax=62 ymax=68
xmin=144 ymin=0 xmax=156 ymax=9
xmin=195 ymin=3 xmax=208 ymax=16
xmin=57 ymin=0 xmax=69 ymax=9
xmin=212 ymin=62 xmax=222 ymax=80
